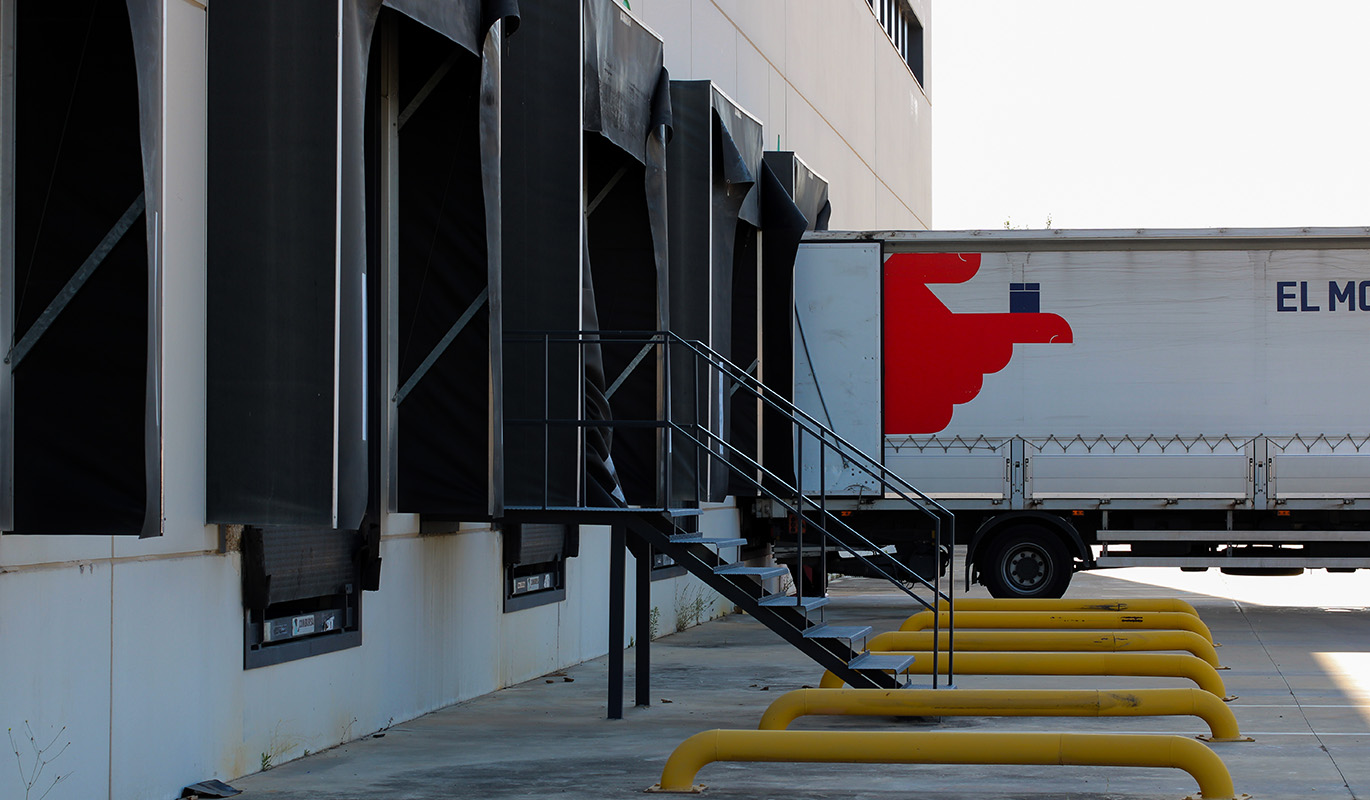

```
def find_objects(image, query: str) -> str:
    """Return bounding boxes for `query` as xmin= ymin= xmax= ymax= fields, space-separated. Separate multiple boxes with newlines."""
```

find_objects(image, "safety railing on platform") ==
xmin=504 ymin=330 xmax=957 ymax=683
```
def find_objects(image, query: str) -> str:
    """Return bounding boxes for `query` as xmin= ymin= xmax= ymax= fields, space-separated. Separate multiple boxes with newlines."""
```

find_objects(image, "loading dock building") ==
xmin=0 ymin=1 xmax=930 ymax=797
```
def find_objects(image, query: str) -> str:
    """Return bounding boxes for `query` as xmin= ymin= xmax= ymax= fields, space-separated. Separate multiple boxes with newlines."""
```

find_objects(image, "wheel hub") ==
xmin=1005 ymin=546 xmax=1048 ymax=589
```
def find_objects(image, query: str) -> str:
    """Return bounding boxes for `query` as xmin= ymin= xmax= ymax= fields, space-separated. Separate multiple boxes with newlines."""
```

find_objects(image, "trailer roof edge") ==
xmin=805 ymin=227 xmax=1370 ymax=252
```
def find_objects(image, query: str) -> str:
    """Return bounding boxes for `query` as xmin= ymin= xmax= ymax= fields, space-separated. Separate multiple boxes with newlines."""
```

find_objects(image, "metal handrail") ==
xmin=504 ymin=329 xmax=956 ymax=684
xmin=667 ymin=332 xmax=956 ymax=685
xmin=507 ymin=330 xmax=951 ymax=518
xmin=677 ymin=418 xmax=942 ymax=608
xmin=667 ymin=332 xmax=952 ymax=520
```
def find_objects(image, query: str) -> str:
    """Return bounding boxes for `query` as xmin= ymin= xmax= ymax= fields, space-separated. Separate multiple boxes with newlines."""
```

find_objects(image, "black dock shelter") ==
xmin=205 ymin=0 xmax=516 ymax=665
xmin=758 ymin=150 xmax=831 ymax=494
xmin=665 ymin=81 xmax=764 ymax=505
xmin=3 ymin=0 xmax=164 ymax=537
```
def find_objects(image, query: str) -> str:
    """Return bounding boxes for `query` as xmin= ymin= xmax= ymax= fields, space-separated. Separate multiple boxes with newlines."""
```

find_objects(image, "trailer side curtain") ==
xmin=5 ymin=0 xmax=158 ymax=536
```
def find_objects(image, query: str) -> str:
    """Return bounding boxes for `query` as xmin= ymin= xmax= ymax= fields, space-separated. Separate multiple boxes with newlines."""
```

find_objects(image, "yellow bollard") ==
xmin=936 ymin=597 xmax=1202 ymax=617
xmin=757 ymin=687 xmax=1249 ymax=741
xmin=818 ymin=650 xmax=1232 ymax=698
xmin=649 ymin=730 xmax=1239 ymax=798
xmin=867 ymin=629 xmax=1224 ymax=669
xmin=901 ymin=609 xmax=1217 ymax=644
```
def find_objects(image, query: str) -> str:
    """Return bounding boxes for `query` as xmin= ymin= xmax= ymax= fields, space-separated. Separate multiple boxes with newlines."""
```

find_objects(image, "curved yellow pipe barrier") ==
xmin=818 ymin=651 xmax=1232 ymax=698
xmin=937 ymin=597 xmax=1202 ymax=617
xmin=648 ymin=730 xmax=1238 ymax=798
xmin=868 ymin=629 xmax=1224 ymax=669
xmin=757 ymin=687 xmax=1250 ymax=741
xmin=900 ymin=610 xmax=1217 ymax=644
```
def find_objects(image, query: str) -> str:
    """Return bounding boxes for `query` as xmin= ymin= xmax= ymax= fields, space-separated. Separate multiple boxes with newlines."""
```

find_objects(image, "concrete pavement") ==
xmin=234 ymin=564 xmax=1370 ymax=799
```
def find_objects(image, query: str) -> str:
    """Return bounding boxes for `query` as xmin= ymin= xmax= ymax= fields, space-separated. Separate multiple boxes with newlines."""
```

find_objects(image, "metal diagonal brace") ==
xmin=604 ymin=341 xmax=654 ymax=401
xmin=585 ymin=165 xmax=629 ymax=217
xmin=393 ymin=286 xmax=489 ymax=405
xmin=6 ymin=193 xmax=146 ymax=368
xmin=728 ymin=359 xmax=758 ymax=397
xmin=397 ymin=50 xmax=461 ymax=131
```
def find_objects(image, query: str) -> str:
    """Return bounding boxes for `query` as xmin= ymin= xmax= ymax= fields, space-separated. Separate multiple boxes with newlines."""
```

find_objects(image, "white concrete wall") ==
xmin=631 ymin=0 xmax=932 ymax=230
xmin=0 ymin=525 xmax=734 ymax=799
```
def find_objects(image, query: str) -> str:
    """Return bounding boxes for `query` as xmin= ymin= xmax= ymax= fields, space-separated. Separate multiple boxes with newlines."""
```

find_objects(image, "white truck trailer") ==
xmin=775 ymin=227 xmax=1370 ymax=597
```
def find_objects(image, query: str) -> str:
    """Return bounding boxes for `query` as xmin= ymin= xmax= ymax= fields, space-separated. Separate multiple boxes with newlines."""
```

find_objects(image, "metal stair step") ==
xmin=713 ymin=565 xmax=789 ymax=580
xmin=847 ymin=652 xmax=916 ymax=672
xmin=802 ymin=624 xmax=872 ymax=642
xmin=669 ymin=535 xmax=747 ymax=547
xmin=663 ymin=508 xmax=704 ymax=518
xmin=756 ymin=594 xmax=830 ymax=610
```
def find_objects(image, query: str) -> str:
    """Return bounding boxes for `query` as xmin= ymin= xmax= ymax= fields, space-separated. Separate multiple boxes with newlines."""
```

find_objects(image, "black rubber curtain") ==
xmin=6 ymin=0 xmax=160 ymax=536
xmin=582 ymin=0 xmax=671 ymax=507
xmin=503 ymin=0 xmax=667 ymax=509
xmin=766 ymin=151 xmax=832 ymax=234
xmin=389 ymin=3 xmax=513 ymax=519
xmin=501 ymin=0 xmax=583 ymax=508
xmin=666 ymin=81 xmax=762 ymax=504
xmin=208 ymin=0 xmax=515 ymax=528
xmin=757 ymin=152 xmax=828 ymax=493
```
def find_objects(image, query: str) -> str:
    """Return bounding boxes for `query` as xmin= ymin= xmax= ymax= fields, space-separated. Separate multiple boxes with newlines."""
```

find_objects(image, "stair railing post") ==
xmin=796 ymin=427 xmax=804 ymax=603
xmin=579 ymin=332 xmax=586 ymax=506
xmin=542 ymin=332 xmax=550 ymax=509
xmin=931 ymin=513 xmax=941 ymax=690
xmin=944 ymin=513 xmax=955 ymax=687
xmin=819 ymin=438 xmax=827 ymax=600
xmin=658 ymin=333 xmax=670 ymax=509
xmin=693 ymin=345 xmax=702 ymax=510
xmin=609 ymin=524 xmax=627 ymax=719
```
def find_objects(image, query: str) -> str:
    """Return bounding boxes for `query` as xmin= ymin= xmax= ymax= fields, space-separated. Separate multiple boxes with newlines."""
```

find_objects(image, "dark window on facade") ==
xmin=870 ymin=0 xmax=924 ymax=87
xmin=503 ymin=523 xmax=571 ymax=611
xmin=2 ymin=0 xmax=153 ymax=535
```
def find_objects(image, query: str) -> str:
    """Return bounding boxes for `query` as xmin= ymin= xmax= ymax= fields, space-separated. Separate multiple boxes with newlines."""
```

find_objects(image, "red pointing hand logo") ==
xmin=884 ymin=252 xmax=1073 ymax=434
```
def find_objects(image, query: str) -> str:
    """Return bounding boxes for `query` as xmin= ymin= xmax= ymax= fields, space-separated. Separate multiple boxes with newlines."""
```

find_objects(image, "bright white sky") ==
xmin=931 ymin=1 xmax=1370 ymax=231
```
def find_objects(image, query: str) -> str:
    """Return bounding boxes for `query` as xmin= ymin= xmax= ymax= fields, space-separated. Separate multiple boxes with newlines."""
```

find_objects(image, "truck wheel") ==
xmin=982 ymin=529 xmax=1072 ymax=599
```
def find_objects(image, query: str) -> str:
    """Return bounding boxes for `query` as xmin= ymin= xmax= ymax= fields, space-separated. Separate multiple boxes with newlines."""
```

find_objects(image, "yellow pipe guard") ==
xmin=867 ymin=629 xmax=1224 ymax=669
xmin=900 ymin=610 xmax=1217 ymax=645
xmin=937 ymin=597 xmax=1202 ymax=617
xmin=757 ymin=687 xmax=1249 ymax=741
xmin=649 ymin=730 xmax=1241 ymax=798
xmin=818 ymin=650 xmax=1233 ymax=699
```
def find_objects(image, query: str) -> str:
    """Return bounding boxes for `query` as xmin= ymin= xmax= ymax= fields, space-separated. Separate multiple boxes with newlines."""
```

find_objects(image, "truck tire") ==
xmin=982 ymin=528 xmax=1072 ymax=599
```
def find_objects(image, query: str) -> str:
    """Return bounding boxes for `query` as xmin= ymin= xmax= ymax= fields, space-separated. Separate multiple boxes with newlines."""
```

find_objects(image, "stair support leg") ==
xmin=609 ymin=525 xmax=626 ymax=720
xmin=635 ymin=537 xmax=652 ymax=708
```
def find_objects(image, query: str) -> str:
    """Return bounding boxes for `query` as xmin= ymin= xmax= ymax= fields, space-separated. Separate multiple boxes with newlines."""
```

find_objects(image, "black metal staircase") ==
xmin=504 ymin=331 xmax=955 ymax=695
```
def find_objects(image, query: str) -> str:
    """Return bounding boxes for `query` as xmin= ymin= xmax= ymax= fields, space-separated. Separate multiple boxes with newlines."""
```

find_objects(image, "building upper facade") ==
xmin=632 ymin=0 xmax=931 ymax=230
